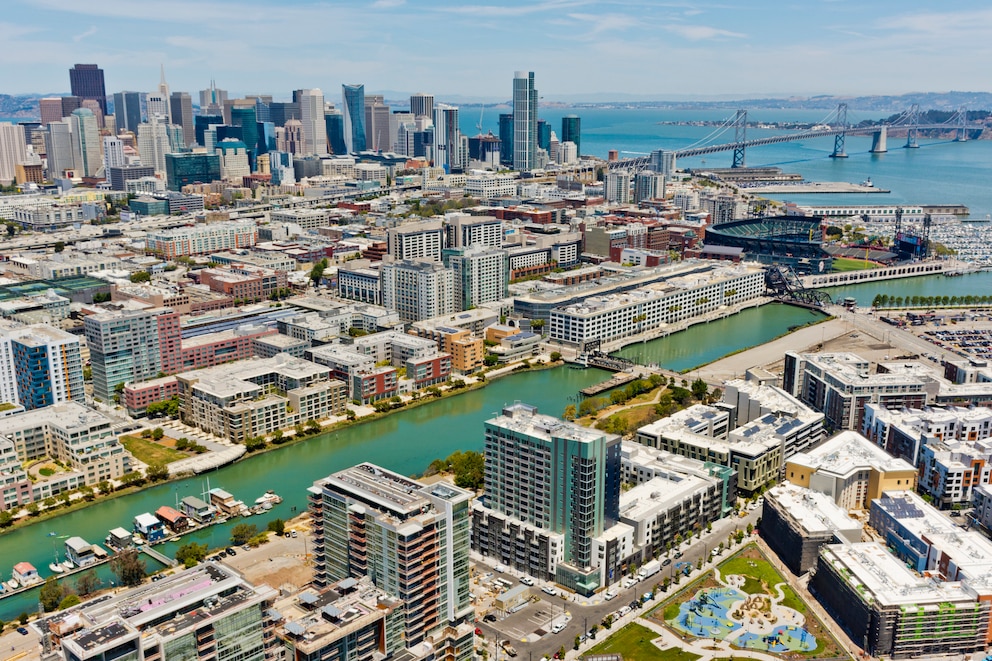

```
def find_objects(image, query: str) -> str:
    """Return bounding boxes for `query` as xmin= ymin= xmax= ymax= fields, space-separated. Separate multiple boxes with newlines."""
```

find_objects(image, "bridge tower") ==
xmin=905 ymin=104 xmax=920 ymax=148
xmin=830 ymin=103 xmax=848 ymax=158
xmin=955 ymin=106 xmax=969 ymax=142
xmin=731 ymin=109 xmax=747 ymax=168
xmin=870 ymin=126 xmax=888 ymax=153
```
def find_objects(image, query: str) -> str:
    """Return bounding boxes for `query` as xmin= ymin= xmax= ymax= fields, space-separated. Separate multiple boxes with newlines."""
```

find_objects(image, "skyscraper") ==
xmin=137 ymin=114 xmax=170 ymax=174
xmin=69 ymin=64 xmax=106 ymax=115
xmin=194 ymin=114 xmax=223 ymax=148
xmin=169 ymin=92 xmax=195 ymax=148
xmin=113 ymin=91 xmax=143 ymax=134
xmin=299 ymin=89 xmax=328 ymax=156
xmin=9 ymin=325 xmax=84 ymax=410
xmin=44 ymin=120 xmax=75 ymax=179
xmin=364 ymin=95 xmax=390 ymax=152
xmin=561 ymin=114 xmax=581 ymax=156
xmin=230 ymin=105 xmax=259 ymax=168
xmin=199 ymin=81 xmax=227 ymax=116
xmin=410 ymin=92 xmax=434 ymax=119
xmin=443 ymin=245 xmax=509 ymax=311
xmin=69 ymin=108 xmax=101 ymax=177
xmin=308 ymin=463 xmax=473 ymax=644
xmin=537 ymin=118 xmax=551 ymax=152
xmin=342 ymin=84 xmax=366 ymax=153
xmin=84 ymin=308 xmax=180 ymax=402
xmin=498 ymin=113 xmax=514 ymax=166
xmin=512 ymin=71 xmax=538 ymax=171
xmin=103 ymin=135 xmax=125 ymax=171
xmin=0 ymin=123 xmax=26 ymax=186
xmin=324 ymin=109 xmax=346 ymax=155
xmin=39 ymin=98 xmax=64 ymax=125
xmin=433 ymin=104 xmax=461 ymax=173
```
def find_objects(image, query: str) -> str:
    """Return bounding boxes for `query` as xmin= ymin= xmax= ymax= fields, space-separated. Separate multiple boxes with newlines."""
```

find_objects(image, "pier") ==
xmin=141 ymin=545 xmax=178 ymax=568
xmin=800 ymin=261 xmax=950 ymax=289
xmin=580 ymin=371 xmax=639 ymax=396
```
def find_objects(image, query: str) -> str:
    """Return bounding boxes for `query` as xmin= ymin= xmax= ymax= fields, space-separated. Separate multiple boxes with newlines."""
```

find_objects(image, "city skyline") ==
xmin=4 ymin=0 xmax=992 ymax=99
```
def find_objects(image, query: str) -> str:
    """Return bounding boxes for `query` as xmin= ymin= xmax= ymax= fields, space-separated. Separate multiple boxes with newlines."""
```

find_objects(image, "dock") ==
xmin=141 ymin=545 xmax=178 ymax=568
xmin=581 ymin=372 xmax=639 ymax=396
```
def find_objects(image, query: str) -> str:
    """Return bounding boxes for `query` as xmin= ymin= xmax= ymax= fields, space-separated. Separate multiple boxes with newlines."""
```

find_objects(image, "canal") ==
xmin=612 ymin=302 xmax=829 ymax=372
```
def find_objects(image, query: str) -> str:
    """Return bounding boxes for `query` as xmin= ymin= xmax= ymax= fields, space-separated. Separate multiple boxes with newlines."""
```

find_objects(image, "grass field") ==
xmin=120 ymin=435 xmax=188 ymax=465
xmin=587 ymin=623 xmax=699 ymax=661
xmin=831 ymin=257 xmax=879 ymax=272
xmin=717 ymin=547 xmax=804 ymax=613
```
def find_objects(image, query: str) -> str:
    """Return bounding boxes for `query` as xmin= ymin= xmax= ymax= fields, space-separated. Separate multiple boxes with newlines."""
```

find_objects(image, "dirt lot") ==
xmin=219 ymin=517 xmax=313 ymax=589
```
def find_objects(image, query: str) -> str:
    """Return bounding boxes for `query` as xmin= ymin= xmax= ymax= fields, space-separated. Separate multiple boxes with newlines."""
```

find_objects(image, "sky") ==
xmin=4 ymin=0 xmax=992 ymax=101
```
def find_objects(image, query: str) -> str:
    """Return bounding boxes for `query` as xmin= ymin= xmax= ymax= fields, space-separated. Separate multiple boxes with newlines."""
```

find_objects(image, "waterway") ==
xmin=821 ymin=270 xmax=992 ymax=306
xmin=612 ymin=303 xmax=829 ymax=372
xmin=0 ymin=366 xmax=609 ymax=620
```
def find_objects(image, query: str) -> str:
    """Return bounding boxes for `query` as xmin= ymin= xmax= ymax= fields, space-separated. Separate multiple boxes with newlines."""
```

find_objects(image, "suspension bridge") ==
xmin=609 ymin=104 xmax=978 ymax=171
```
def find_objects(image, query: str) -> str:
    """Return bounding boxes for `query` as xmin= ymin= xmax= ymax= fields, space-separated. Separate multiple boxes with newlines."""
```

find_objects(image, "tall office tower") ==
xmin=9 ymin=325 xmax=85 ymax=410
xmin=69 ymin=64 xmax=107 ymax=115
xmin=44 ymin=120 xmax=76 ymax=179
xmin=604 ymin=170 xmax=631 ymax=204
xmin=444 ymin=213 xmax=503 ymax=249
xmin=194 ymin=114 xmax=223 ymax=147
xmin=634 ymin=170 xmax=665 ymax=203
xmin=269 ymin=101 xmax=300 ymax=127
xmin=279 ymin=119 xmax=304 ymax=155
xmin=498 ymin=113 xmax=513 ymax=166
xmin=79 ymin=99 xmax=104 ymax=128
xmin=249 ymin=95 xmax=271 ymax=123
xmin=84 ymin=308 xmax=180 ymax=402
xmin=146 ymin=94 xmax=168 ymax=121
xmin=433 ymin=103 xmax=461 ymax=173
xmin=39 ymin=98 xmax=64 ymax=125
xmin=558 ymin=141 xmax=577 ymax=165
xmin=364 ymin=96 xmax=391 ymax=152
xmin=199 ymin=80 xmax=227 ymax=116
xmin=69 ymin=108 xmax=101 ymax=177
xmin=103 ymin=136 xmax=125 ymax=171
xmin=324 ymin=109 xmax=346 ymax=155
xmin=395 ymin=118 xmax=418 ymax=156
xmin=137 ymin=114 xmax=170 ymax=174
xmin=113 ymin=91 xmax=143 ymax=134
xmin=165 ymin=124 xmax=186 ymax=153
xmin=480 ymin=402 xmax=622 ymax=593
xmin=387 ymin=219 xmax=444 ymax=261
xmin=0 ymin=123 xmax=26 ymax=186
xmin=512 ymin=71 xmax=538 ymax=171
xmin=61 ymin=96 xmax=81 ymax=117
xmin=155 ymin=64 xmax=170 ymax=121
xmin=298 ymin=89 xmax=328 ymax=156
xmin=216 ymin=139 xmax=250 ymax=180
xmin=561 ymin=114 xmax=581 ymax=156
xmin=389 ymin=111 xmax=414 ymax=154
xmin=230 ymin=105 xmax=259 ymax=168
xmin=342 ymin=84 xmax=366 ymax=153
xmin=443 ymin=245 xmax=509 ymax=311
xmin=257 ymin=121 xmax=275 ymax=154
xmin=169 ymin=92 xmax=195 ymax=147
xmin=308 ymin=463 xmax=473 ymax=644
xmin=410 ymin=92 xmax=434 ymax=119
xmin=537 ymin=119 xmax=551 ymax=152
xmin=380 ymin=260 xmax=455 ymax=322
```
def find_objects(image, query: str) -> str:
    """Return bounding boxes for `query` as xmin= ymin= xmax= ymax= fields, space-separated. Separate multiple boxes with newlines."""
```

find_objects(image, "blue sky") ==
xmin=5 ymin=0 xmax=991 ymax=101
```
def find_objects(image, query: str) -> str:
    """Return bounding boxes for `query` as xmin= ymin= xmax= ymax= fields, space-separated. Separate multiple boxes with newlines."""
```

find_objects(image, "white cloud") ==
xmin=664 ymin=23 xmax=745 ymax=40
xmin=72 ymin=26 xmax=98 ymax=42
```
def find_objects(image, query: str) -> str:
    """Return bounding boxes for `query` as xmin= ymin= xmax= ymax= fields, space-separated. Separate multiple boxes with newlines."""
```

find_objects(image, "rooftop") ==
xmin=766 ymin=483 xmax=861 ymax=535
xmin=489 ymin=402 xmax=617 ymax=446
xmin=789 ymin=430 xmax=916 ymax=477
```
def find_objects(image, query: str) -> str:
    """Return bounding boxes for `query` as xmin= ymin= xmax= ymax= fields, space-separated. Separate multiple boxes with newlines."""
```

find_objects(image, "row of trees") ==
xmin=872 ymin=293 xmax=992 ymax=308
xmin=425 ymin=450 xmax=485 ymax=491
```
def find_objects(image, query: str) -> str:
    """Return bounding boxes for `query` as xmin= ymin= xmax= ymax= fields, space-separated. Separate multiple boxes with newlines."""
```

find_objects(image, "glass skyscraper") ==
xmin=512 ymin=71 xmax=538 ymax=171
xmin=69 ymin=64 xmax=107 ymax=115
xmin=324 ymin=110 xmax=346 ymax=155
xmin=113 ymin=91 xmax=142 ymax=134
xmin=342 ymin=84 xmax=366 ymax=153
xmin=498 ymin=113 xmax=513 ymax=166
xmin=561 ymin=114 xmax=581 ymax=155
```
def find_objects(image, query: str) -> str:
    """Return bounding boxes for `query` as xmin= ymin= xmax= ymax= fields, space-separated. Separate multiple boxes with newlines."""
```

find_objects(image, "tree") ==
xmin=244 ymin=436 xmax=266 ymax=452
xmin=151 ymin=427 xmax=164 ymax=440
xmin=0 ymin=510 xmax=12 ymax=528
xmin=129 ymin=270 xmax=151 ymax=283
xmin=563 ymin=404 xmax=577 ymax=421
xmin=146 ymin=463 xmax=170 ymax=483
xmin=54 ymin=241 xmax=65 ymax=253
xmin=309 ymin=258 xmax=329 ymax=286
xmin=483 ymin=354 xmax=498 ymax=367
xmin=267 ymin=519 xmax=285 ymax=536
xmin=231 ymin=523 xmax=258 ymax=545
xmin=691 ymin=377 xmax=709 ymax=400
xmin=26 ymin=503 xmax=39 ymax=516
xmin=306 ymin=419 xmax=321 ymax=434
xmin=670 ymin=387 xmax=692 ymax=405
xmin=40 ymin=577 xmax=65 ymax=612
xmin=574 ymin=635 xmax=582 ymax=650
xmin=58 ymin=594 xmax=81 ymax=610
xmin=17 ymin=613 xmax=28 ymax=625
xmin=176 ymin=542 xmax=209 ymax=568
xmin=75 ymin=570 xmax=100 ymax=596
xmin=110 ymin=549 xmax=146 ymax=587
xmin=550 ymin=351 xmax=562 ymax=362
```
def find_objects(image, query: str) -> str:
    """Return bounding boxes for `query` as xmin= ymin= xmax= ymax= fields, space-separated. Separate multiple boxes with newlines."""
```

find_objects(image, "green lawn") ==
xmin=120 ymin=435 xmax=187 ymax=465
xmin=717 ymin=548 xmax=805 ymax=613
xmin=587 ymin=623 xmax=699 ymax=661
xmin=831 ymin=257 xmax=879 ymax=272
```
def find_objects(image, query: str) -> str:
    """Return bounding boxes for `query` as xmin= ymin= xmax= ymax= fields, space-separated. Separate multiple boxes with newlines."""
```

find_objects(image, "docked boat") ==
xmin=254 ymin=491 xmax=282 ymax=508
xmin=49 ymin=563 xmax=64 ymax=574
xmin=6 ymin=579 xmax=18 ymax=590
xmin=60 ymin=560 xmax=74 ymax=571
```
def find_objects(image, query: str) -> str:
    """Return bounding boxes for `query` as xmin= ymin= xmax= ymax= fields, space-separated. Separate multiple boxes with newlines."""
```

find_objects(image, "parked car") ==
xmin=520 ymin=576 xmax=534 ymax=586
xmin=17 ymin=626 xmax=29 ymax=635
xmin=551 ymin=623 xmax=565 ymax=634
xmin=604 ymin=589 xmax=617 ymax=600
xmin=542 ymin=585 xmax=557 ymax=596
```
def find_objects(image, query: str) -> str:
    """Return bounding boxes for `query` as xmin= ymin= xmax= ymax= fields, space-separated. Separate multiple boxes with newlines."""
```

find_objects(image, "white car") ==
xmin=520 ymin=577 xmax=535 ymax=586
xmin=551 ymin=623 xmax=565 ymax=634
xmin=604 ymin=590 xmax=617 ymax=600
xmin=542 ymin=586 xmax=557 ymax=596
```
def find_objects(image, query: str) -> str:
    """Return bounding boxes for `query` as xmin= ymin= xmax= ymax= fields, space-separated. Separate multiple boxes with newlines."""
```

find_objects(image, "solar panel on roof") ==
xmin=285 ymin=621 xmax=306 ymax=635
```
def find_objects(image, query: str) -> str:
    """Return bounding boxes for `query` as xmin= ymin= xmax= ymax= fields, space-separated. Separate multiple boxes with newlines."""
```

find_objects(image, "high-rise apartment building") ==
xmin=342 ymin=84 xmax=366 ymax=153
xmin=299 ymin=88 xmax=328 ymax=156
xmin=169 ymin=92 xmax=194 ymax=147
xmin=113 ymin=91 xmax=143 ymax=134
xmin=69 ymin=108 xmax=101 ymax=177
xmin=387 ymin=220 xmax=443 ymax=261
xmin=604 ymin=170 xmax=631 ymax=204
xmin=443 ymin=245 xmax=509 ymax=311
xmin=68 ymin=64 xmax=107 ymax=115
xmin=84 ymin=309 xmax=181 ymax=402
xmin=0 ymin=123 xmax=26 ymax=186
xmin=561 ymin=114 xmax=581 ymax=155
xmin=512 ymin=71 xmax=538 ymax=171
xmin=433 ymin=104 xmax=462 ymax=173
xmin=102 ymin=135 xmax=125 ymax=171
xmin=444 ymin=214 xmax=503 ymax=249
xmin=634 ymin=170 xmax=664 ymax=203
xmin=473 ymin=402 xmax=622 ymax=594
xmin=8 ymin=325 xmax=85 ymax=410
xmin=308 ymin=462 xmax=473 ymax=644
xmin=380 ymin=260 xmax=454 ymax=322
xmin=410 ymin=92 xmax=434 ymax=119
